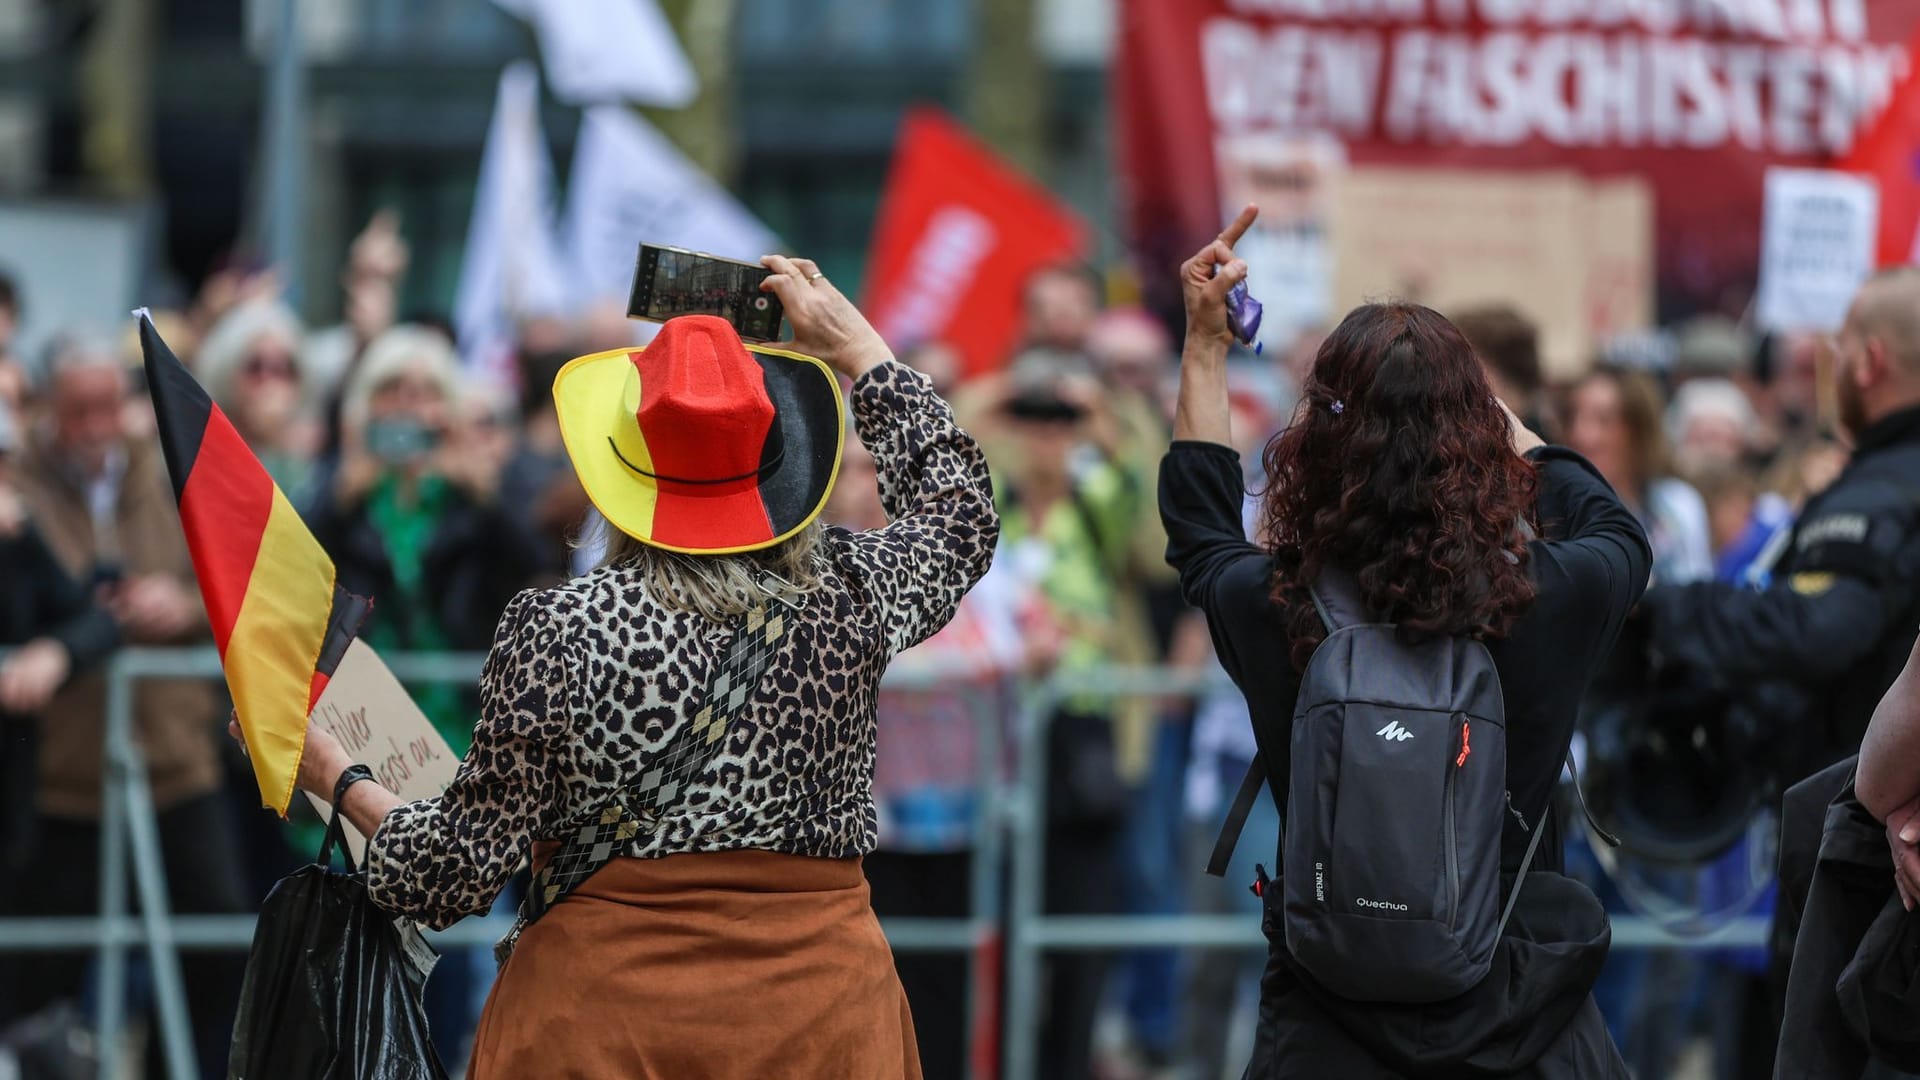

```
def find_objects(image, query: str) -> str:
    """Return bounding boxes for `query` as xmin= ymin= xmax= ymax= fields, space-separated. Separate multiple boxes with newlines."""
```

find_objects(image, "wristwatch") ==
xmin=332 ymin=763 xmax=376 ymax=809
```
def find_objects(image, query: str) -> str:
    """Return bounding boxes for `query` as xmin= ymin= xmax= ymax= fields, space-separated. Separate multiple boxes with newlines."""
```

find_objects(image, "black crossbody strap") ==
xmin=1205 ymin=756 xmax=1269 ymax=878
xmin=495 ymin=591 xmax=795 ymax=965
xmin=1496 ymin=745 xmax=1613 ymax=939
xmin=1562 ymin=750 xmax=1620 ymax=847
xmin=1496 ymin=803 xmax=1550 ymax=939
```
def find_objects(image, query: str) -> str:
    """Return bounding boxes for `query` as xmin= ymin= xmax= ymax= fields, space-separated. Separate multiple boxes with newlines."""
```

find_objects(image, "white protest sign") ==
xmin=1215 ymin=132 xmax=1345 ymax=350
xmin=1757 ymin=168 xmax=1879 ymax=333
xmin=303 ymin=639 xmax=460 ymax=863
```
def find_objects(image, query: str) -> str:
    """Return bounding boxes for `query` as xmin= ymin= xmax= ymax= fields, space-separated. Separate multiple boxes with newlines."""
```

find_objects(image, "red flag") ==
xmin=1844 ymin=25 xmax=1920 ymax=267
xmin=861 ymin=109 xmax=1087 ymax=377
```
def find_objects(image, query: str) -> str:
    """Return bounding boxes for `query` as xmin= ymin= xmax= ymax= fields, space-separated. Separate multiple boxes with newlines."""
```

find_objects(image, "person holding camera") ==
xmin=1161 ymin=207 xmax=1648 ymax=1077
xmin=302 ymin=322 xmax=546 ymax=1058
xmin=258 ymin=256 xmax=997 ymax=1078
xmin=307 ymin=325 xmax=542 ymax=755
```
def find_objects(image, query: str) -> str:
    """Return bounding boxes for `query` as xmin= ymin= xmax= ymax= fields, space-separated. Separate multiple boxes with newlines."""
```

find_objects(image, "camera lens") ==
xmin=753 ymin=297 xmax=770 ymax=311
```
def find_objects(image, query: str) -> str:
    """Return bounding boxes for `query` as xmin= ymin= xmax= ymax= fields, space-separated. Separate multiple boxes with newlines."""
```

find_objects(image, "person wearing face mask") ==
xmin=303 ymin=323 xmax=544 ymax=1060
xmin=306 ymin=324 xmax=543 ymax=758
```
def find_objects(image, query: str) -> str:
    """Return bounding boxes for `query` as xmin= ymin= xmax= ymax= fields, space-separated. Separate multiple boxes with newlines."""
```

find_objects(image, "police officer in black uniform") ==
xmin=1642 ymin=266 xmax=1920 ymax=783
xmin=1635 ymin=268 xmax=1920 ymax=1075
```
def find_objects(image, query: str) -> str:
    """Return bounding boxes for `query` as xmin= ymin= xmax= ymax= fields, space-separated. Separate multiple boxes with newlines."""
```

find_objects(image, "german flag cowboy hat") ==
xmin=553 ymin=314 xmax=845 ymax=555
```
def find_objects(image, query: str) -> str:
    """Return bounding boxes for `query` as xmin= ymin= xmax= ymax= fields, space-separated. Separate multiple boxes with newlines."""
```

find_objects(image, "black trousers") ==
xmin=867 ymin=850 xmax=974 ymax=1080
xmin=1040 ymin=710 xmax=1126 ymax=1080
xmin=0 ymin=791 xmax=249 ymax=1079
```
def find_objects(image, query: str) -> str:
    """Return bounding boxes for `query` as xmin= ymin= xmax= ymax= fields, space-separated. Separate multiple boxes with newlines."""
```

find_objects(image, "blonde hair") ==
xmin=590 ymin=519 xmax=829 ymax=623
xmin=341 ymin=324 xmax=461 ymax=431
xmin=195 ymin=298 xmax=305 ymax=409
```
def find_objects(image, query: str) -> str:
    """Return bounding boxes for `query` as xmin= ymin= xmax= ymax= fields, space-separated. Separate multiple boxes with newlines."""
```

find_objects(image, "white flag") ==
xmin=492 ymin=0 xmax=696 ymax=108
xmin=453 ymin=62 xmax=570 ymax=383
xmin=561 ymin=106 xmax=779 ymax=321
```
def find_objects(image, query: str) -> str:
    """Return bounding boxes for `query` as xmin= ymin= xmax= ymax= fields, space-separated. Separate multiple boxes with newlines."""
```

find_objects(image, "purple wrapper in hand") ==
xmin=1226 ymin=280 xmax=1263 ymax=347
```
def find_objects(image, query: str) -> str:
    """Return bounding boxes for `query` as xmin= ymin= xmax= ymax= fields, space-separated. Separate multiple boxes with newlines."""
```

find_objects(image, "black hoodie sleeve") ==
xmin=25 ymin=527 xmax=121 ymax=670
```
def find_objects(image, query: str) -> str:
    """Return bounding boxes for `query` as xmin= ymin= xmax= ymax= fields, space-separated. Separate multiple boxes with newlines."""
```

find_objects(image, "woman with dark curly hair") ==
xmin=1161 ymin=207 xmax=1650 ymax=1079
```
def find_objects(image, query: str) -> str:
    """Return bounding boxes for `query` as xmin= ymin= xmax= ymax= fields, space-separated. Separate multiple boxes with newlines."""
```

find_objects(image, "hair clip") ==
xmin=1330 ymin=400 xmax=1345 ymax=415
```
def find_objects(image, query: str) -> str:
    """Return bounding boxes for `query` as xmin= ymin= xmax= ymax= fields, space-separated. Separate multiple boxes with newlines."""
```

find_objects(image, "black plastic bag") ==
xmin=228 ymin=806 xmax=447 ymax=1079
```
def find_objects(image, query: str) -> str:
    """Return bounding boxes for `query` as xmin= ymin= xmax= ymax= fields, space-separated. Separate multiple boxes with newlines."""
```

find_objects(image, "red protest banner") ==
xmin=861 ymin=109 xmax=1087 ymax=377
xmin=1117 ymin=0 xmax=1920 ymax=318
xmin=1844 ymin=20 xmax=1920 ymax=266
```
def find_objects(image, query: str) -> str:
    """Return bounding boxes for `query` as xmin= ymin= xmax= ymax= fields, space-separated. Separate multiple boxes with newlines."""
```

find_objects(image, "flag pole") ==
xmin=261 ymin=0 xmax=307 ymax=304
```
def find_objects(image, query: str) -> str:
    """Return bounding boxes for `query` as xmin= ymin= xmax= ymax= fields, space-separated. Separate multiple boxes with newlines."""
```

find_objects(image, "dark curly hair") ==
xmin=1260 ymin=303 xmax=1539 ymax=670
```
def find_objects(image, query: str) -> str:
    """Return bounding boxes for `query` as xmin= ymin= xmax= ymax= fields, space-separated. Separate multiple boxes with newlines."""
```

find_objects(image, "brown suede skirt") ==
xmin=468 ymin=850 xmax=922 ymax=1079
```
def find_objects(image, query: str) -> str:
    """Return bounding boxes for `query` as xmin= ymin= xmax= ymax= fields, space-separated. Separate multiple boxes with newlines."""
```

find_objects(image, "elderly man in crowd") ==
xmin=3 ymin=330 xmax=244 ymax=1077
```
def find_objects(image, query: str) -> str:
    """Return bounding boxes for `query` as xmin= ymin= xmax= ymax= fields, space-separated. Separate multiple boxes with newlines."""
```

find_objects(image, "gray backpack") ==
xmin=1206 ymin=570 xmax=1553 ymax=1004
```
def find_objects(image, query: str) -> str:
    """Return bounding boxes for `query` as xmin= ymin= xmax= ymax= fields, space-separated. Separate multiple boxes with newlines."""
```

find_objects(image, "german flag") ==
xmin=137 ymin=311 xmax=368 ymax=814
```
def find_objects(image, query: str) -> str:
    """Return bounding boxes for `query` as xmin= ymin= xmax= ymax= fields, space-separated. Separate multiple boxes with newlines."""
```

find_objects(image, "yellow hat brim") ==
xmin=552 ymin=343 xmax=845 ymax=556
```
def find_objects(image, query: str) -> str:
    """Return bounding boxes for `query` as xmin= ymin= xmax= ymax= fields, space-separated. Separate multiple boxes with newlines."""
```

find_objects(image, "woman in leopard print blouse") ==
xmin=274 ymin=255 xmax=998 ymax=1078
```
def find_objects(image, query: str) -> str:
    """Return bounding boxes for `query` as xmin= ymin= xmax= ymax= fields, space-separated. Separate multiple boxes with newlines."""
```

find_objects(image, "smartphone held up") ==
xmin=627 ymin=243 xmax=785 ymax=342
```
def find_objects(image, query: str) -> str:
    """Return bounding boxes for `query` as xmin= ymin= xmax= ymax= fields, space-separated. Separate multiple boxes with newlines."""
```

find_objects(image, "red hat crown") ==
xmin=631 ymin=316 xmax=777 ymax=487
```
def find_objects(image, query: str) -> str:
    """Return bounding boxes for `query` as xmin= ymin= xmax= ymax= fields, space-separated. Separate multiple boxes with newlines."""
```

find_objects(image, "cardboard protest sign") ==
xmin=1757 ymin=168 xmax=1880 ymax=333
xmin=303 ymin=639 xmax=460 ymax=862
xmin=1329 ymin=167 xmax=1653 ymax=379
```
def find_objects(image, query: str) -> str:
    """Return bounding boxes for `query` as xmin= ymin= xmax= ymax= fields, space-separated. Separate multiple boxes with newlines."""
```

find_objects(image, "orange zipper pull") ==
xmin=1456 ymin=719 xmax=1471 ymax=768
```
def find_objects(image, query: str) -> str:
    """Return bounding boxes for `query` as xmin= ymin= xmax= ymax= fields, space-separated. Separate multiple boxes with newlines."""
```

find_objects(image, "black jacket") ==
xmin=1775 ymin=756 xmax=1920 ymax=1080
xmin=1 ymin=520 xmax=120 ymax=868
xmin=1161 ymin=442 xmax=1647 ymax=1077
xmin=1645 ymin=406 xmax=1920 ymax=782
xmin=0 ymin=521 xmax=120 ymax=660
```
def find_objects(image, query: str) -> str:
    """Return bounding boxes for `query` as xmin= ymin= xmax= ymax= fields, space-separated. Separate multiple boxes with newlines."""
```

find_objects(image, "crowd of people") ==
xmin=0 ymin=199 xmax=1904 ymax=1079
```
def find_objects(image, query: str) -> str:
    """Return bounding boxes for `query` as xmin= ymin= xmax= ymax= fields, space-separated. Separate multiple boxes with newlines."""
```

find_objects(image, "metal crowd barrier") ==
xmin=0 ymin=649 xmax=1771 ymax=1080
xmin=995 ymin=669 xmax=1773 ymax=1080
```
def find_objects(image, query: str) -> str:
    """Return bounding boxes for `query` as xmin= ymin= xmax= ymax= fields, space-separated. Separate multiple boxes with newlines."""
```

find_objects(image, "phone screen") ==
xmin=629 ymin=245 xmax=784 ymax=342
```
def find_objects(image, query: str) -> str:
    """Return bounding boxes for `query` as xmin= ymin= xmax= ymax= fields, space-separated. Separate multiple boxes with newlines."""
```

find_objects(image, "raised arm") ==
xmin=760 ymin=253 xmax=997 ymax=656
xmin=1172 ymin=204 xmax=1257 ymax=447
xmin=838 ymin=365 xmax=997 ymax=655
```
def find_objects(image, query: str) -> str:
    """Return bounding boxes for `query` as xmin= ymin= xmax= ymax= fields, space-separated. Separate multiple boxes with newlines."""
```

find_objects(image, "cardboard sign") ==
xmin=1757 ymin=168 xmax=1880 ymax=333
xmin=303 ymin=639 xmax=460 ymax=862
xmin=1329 ymin=167 xmax=1653 ymax=379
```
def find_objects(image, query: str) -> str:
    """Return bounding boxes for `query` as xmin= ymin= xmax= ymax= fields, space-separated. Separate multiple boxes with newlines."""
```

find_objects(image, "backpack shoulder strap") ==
xmin=1307 ymin=567 xmax=1371 ymax=632
xmin=1205 ymin=756 xmax=1269 ymax=878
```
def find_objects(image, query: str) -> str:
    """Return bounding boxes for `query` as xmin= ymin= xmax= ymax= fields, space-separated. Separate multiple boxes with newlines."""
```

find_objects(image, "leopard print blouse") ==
xmin=365 ymin=362 xmax=999 ymax=929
